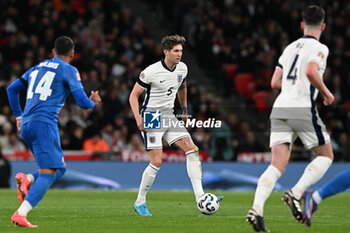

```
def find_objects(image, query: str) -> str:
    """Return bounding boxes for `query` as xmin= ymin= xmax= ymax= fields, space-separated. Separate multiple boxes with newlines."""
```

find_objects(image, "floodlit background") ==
xmin=0 ymin=0 xmax=349 ymax=190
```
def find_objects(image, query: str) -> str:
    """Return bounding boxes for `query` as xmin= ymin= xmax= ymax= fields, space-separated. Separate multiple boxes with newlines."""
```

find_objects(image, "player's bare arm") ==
xmin=305 ymin=62 xmax=334 ymax=105
xmin=129 ymin=83 xmax=147 ymax=132
xmin=271 ymin=67 xmax=283 ymax=89
xmin=177 ymin=80 xmax=188 ymax=121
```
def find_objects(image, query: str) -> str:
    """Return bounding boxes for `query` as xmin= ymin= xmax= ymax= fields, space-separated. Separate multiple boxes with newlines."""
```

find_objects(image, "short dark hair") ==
xmin=161 ymin=35 xmax=186 ymax=51
xmin=54 ymin=36 xmax=74 ymax=56
xmin=302 ymin=5 xmax=325 ymax=26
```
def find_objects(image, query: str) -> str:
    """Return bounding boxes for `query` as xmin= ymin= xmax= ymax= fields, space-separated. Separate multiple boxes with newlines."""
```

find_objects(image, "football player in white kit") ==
xmin=129 ymin=35 xmax=222 ymax=216
xmin=247 ymin=6 xmax=334 ymax=232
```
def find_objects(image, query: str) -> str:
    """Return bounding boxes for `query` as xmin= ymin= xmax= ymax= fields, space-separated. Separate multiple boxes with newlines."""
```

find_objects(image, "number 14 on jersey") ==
xmin=27 ymin=70 xmax=55 ymax=101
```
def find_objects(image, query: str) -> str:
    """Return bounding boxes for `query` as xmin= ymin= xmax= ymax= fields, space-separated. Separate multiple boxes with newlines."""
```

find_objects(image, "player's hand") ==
xmin=90 ymin=91 xmax=101 ymax=105
xmin=16 ymin=118 xmax=21 ymax=133
xmin=323 ymin=91 xmax=335 ymax=106
xmin=136 ymin=115 xmax=147 ymax=132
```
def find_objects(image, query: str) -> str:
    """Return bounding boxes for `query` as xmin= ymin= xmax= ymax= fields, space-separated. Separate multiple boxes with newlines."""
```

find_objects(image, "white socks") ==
xmin=312 ymin=191 xmax=323 ymax=205
xmin=135 ymin=164 xmax=159 ymax=205
xmin=186 ymin=148 xmax=204 ymax=202
xmin=253 ymin=165 xmax=281 ymax=216
xmin=18 ymin=200 xmax=33 ymax=216
xmin=136 ymin=148 xmax=204 ymax=205
xmin=27 ymin=174 xmax=35 ymax=185
xmin=291 ymin=156 xmax=332 ymax=200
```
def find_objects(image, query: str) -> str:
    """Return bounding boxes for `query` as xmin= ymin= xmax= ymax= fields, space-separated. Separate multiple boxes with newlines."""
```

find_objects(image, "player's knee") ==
xmin=151 ymin=160 xmax=162 ymax=168
xmin=313 ymin=143 xmax=334 ymax=160
xmin=185 ymin=145 xmax=198 ymax=154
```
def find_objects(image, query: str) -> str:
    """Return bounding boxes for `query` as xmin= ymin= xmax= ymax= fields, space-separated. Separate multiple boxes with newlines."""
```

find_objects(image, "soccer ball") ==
xmin=197 ymin=193 xmax=220 ymax=215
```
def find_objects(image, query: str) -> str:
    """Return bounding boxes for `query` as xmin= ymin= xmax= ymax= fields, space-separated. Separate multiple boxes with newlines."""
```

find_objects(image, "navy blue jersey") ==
xmin=21 ymin=57 xmax=83 ymax=125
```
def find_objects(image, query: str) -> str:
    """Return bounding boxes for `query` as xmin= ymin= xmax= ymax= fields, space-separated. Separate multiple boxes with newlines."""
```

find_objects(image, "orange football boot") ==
xmin=11 ymin=211 xmax=37 ymax=228
xmin=15 ymin=173 xmax=31 ymax=203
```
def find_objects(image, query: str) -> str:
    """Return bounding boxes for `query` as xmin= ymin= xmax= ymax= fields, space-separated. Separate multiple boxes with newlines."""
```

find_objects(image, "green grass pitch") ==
xmin=0 ymin=189 xmax=349 ymax=233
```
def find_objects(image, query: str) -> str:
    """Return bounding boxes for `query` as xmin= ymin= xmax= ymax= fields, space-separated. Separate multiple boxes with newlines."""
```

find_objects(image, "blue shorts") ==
xmin=21 ymin=121 xmax=65 ymax=169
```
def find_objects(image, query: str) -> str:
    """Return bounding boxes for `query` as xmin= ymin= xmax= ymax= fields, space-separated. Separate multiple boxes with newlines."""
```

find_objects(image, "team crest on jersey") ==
xmin=76 ymin=73 xmax=81 ymax=81
xmin=177 ymin=74 xmax=183 ymax=83
xmin=140 ymin=72 xmax=145 ymax=80
xmin=318 ymin=51 xmax=324 ymax=59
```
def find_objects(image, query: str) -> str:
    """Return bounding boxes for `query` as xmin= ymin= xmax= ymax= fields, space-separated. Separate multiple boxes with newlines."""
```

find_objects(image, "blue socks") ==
xmin=26 ymin=173 xmax=56 ymax=207
xmin=318 ymin=169 xmax=350 ymax=200
xmin=55 ymin=168 xmax=67 ymax=181
xmin=25 ymin=168 xmax=67 ymax=207
xmin=32 ymin=170 xmax=39 ymax=180
xmin=31 ymin=168 xmax=66 ymax=182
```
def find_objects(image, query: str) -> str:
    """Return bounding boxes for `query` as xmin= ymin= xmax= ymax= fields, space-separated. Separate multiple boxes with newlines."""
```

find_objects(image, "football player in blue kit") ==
xmin=303 ymin=168 xmax=350 ymax=226
xmin=7 ymin=36 xmax=101 ymax=227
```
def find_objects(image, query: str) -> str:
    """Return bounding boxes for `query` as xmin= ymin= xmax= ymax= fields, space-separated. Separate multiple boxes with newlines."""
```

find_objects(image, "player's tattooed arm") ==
xmin=129 ymin=83 xmax=147 ymax=131
xmin=177 ymin=80 xmax=188 ymax=121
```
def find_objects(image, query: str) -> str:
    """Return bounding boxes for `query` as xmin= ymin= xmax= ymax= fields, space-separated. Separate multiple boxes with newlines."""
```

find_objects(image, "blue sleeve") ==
xmin=72 ymin=88 xmax=95 ymax=109
xmin=66 ymin=66 xmax=84 ymax=92
xmin=7 ymin=79 xmax=26 ymax=117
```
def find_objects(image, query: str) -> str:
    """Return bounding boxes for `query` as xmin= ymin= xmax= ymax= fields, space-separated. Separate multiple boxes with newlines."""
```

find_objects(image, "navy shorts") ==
xmin=21 ymin=121 xmax=65 ymax=169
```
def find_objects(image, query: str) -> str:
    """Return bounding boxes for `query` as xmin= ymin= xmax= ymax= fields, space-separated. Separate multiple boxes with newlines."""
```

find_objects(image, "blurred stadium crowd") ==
xmin=0 ymin=0 xmax=349 ymax=161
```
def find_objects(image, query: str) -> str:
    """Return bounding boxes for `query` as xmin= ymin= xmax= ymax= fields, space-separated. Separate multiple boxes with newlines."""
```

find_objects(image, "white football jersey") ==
xmin=271 ymin=36 xmax=329 ymax=119
xmin=137 ymin=59 xmax=188 ymax=109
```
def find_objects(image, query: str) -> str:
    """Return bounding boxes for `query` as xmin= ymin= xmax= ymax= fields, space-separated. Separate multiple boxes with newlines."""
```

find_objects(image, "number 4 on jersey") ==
xmin=27 ymin=70 xmax=55 ymax=101
xmin=287 ymin=54 xmax=299 ymax=84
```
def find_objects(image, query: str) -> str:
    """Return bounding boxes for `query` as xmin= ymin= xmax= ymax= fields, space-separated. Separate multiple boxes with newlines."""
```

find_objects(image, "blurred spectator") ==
xmin=239 ymin=131 xmax=265 ymax=153
xmin=110 ymin=128 xmax=126 ymax=159
xmin=0 ymin=123 xmax=12 ymax=149
xmin=0 ymin=149 xmax=11 ymax=187
xmin=83 ymin=133 xmax=109 ymax=152
xmin=2 ymin=132 xmax=26 ymax=153
xmin=61 ymin=134 xmax=71 ymax=150
xmin=210 ymin=123 xmax=234 ymax=161
xmin=69 ymin=125 xmax=84 ymax=150
xmin=127 ymin=134 xmax=144 ymax=151
xmin=337 ymin=132 xmax=350 ymax=161
xmin=1 ymin=0 xmax=349 ymax=161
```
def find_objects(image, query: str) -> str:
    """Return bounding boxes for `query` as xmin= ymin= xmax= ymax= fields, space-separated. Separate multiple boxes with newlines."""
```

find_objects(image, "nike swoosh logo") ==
xmin=160 ymin=80 xmax=165 ymax=83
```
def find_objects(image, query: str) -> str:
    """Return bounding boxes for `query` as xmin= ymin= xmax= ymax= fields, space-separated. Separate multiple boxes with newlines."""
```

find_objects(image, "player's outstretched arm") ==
xmin=306 ymin=62 xmax=334 ymax=106
xmin=72 ymin=88 xmax=100 ymax=109
xmin=129 ymin=83 xmax=146 ymax=132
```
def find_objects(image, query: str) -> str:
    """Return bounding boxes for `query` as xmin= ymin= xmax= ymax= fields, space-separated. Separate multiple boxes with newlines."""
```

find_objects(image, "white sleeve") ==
xmin=137 ymin=68 xmax=152 ymax=89
xmin=307 ymin=45 xmax=329 ymax=67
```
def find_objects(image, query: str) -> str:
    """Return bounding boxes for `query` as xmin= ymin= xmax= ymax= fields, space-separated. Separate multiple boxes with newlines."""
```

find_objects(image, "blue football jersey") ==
xmin=21 ymin=56 xmax=83 ymax=125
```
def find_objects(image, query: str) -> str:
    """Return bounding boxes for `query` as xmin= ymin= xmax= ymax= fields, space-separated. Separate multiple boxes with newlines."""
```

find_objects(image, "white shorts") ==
xmin=141 ymin=112 xmax=191 ymax=150
xmin=270 ymin=118 xmax=330 ymax=149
